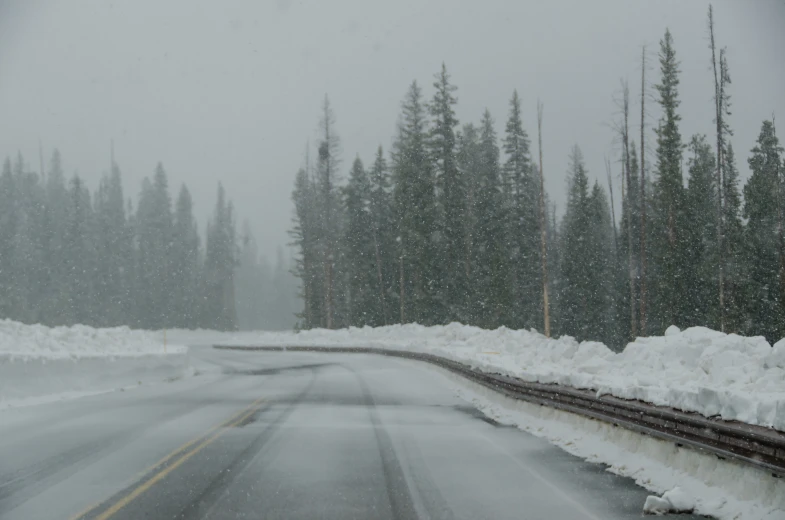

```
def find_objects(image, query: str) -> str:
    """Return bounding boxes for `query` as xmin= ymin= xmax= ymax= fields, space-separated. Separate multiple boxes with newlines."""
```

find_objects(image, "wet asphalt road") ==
xmin=0 ymin=346 xmax=706 ymax=520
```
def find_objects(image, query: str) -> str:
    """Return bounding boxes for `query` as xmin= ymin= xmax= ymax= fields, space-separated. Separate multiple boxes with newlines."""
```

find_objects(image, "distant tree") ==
xmin=171 ymin=184 xmax=202 ymax=328
xmin=742 ymin=120 xmax=784 ymax=341
xmin=64 ymin=175 xmax=95 ymax=325
xmin=682 ymin=135 xmax=718 ymax=328
xmin=93 ymin=161 xmax=131 ymax=326
xmin=559 ymin=146 xmax=593 ymax=340
xmin=392 ymin=81 xmax=437 ymax=324
xmin=368 ymin=146 xmax=395 ymax=325
xmin=429 ymin=63 xmax=464 ymax=322
xmin=502 ymin=90 xmax=540 ymax=329
xmin=343 ymin=156 xmax=377 ymax=326
xmin=472 ymin=109 xmax=510 ymax=328
xmin=650 ymin=29 xmax=687 ymax=333
xmin=204 ymin=183 xmax=238 ymax=331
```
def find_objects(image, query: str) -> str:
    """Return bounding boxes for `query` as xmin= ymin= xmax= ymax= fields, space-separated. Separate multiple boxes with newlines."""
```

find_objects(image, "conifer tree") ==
xmin=429 ymin=63 xmax=463 ymax=322
xmin=683 ymin=135 xmax=718 ymax=327
xmin=651 ymin=29 xmax=687 ymax=333
xmin=502 ymin=90 xmax=540 ymax=329
xmin=344 ymin=156 xmax=376 ymax=326
xmin=392 ymin=81 xmax=436 ymax=324
xmin=743 ymin=120 xmax=785 ymax=341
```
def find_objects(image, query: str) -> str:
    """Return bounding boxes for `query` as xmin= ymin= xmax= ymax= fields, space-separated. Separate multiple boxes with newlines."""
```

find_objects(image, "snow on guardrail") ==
xmin=0 ymin=319 xmax=190 ymax=407
xmin=218 ymin=323 xmax=785 ymax=431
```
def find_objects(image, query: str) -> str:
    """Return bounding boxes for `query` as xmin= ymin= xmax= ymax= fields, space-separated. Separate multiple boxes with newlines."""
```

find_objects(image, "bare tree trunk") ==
xmin=621 ymin=81 xmax=637 ymax=340
xmin=639 ymin=46 xmax=648 ymax=336
xmin=605 ymin=156 xmax=618 ymax=251
xmin=709 ymin=4 xmax=726 ymax=332
xmin=537 ymin=101 xmax=551 ymax=337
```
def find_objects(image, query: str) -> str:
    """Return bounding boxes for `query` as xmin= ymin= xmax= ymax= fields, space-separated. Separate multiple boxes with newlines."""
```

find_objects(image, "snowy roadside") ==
xmin=0 ymin=319 xmax=191 ymax=408
xmin=422 ymin=360 xmax=785 ymax=520
xmin=217 ymin=323 xmax=785 ymax=431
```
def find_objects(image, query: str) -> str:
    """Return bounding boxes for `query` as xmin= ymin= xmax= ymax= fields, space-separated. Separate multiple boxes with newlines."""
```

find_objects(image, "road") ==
xmin=0 ymin=345 xmax=701 ymax=520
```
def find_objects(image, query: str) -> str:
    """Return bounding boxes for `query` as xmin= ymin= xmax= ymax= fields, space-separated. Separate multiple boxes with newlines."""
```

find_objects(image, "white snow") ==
xmin=0 ymin=319 xmax=190 ymax=407
xmin=643 ymin=487 xmax=695 ymax=515
xmin=219 ymin=323 xmax=785 ymax=430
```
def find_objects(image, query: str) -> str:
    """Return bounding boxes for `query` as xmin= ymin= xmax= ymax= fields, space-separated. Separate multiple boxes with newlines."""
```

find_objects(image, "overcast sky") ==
xmin=1 ymin=0 xmax=783 ymax=258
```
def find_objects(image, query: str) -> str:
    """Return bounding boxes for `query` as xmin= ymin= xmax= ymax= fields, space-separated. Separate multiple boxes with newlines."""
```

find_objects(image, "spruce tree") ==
xmin=290 ymin=164 xmax=321 ymax=329
xmin=743 ymin=120 xmax=785 ymax=341
xmin=502 ymin=90 xmax=540 ymax=329
xmin=720 ymin=143 xmax=745 ymax=332
xmin=204 ymin=183 xmax=238 ymax=331
xmin=93 ymin=162 xmax=131 ymax=326
xmin=392 ymin=81 xmax=437 ymax=324
xmin=650 ymin=28 xmax=687 ymax=333
xmin=585 ymin=181 xmax=616 ymax=345
xmin=368 ymin=146 xmax=394 ymax=325
xmin=64 ymin=175 xmax=95 ymax=325
xmin=559 ymin=146 xmax=593 ymax=340
xmin=682 ymin=135 xmax=718 ymax=328
xmin=171 ymin=184 xmax=202 ymax=328
xmin=343 ymin=156 xmax=376 ymax=326
xmin=472 ymin=109 xmax=509 ymax=328
xmin=429 ymin=63 xmax=464 ymax=322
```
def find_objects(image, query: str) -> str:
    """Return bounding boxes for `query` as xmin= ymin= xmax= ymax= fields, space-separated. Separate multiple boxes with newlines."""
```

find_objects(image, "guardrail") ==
xmin=214 ymin=344 xmax=785 ymax=477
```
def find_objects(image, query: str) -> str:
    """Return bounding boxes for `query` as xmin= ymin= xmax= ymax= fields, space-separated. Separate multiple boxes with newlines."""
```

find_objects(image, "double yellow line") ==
xmin=71 ymin=396 xmax=266 ymax=520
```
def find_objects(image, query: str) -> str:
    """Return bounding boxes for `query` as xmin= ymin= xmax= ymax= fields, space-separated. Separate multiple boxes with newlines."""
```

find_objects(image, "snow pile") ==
xmin=221 ymin=323 xmax=785 ymax=430
xmin=643 ymin=487 xmax=695 ymax=515
xmin=0 ymin=319 xmax=190 ymax=407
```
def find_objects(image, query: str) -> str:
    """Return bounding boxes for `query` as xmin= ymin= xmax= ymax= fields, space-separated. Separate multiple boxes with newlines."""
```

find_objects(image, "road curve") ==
xmin=0 ymin=346 xmax=703 ymax=519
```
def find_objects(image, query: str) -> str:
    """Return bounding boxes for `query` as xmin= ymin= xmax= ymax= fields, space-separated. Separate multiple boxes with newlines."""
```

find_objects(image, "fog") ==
xmin=1 ymin=0 xmax=783 ymax=253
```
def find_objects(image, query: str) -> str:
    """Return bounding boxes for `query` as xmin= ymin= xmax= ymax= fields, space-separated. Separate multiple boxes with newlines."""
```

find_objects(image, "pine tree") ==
xmin=204 ymin=183 xmax=238 ymax=331
xmin=618 ymin=141 xmax=641 ymax=342
xmin=368 ymin=146 xmax=394 ymax=325
xmin=502 ymin=90 xmax=540 ymax=329
xmin=721 ymin=143 xmax=745 ymax=332
xmin=429 ymin=63 xmax=464 ymax=322
xmin=392 ymin=81 xmax=437 ymax=324
xmin=94 ymin=161 xmax=131 ymax=326
xmin=171 ymin=184 xmax=202 ymax=328
xmin=471 ymin=110 xmax=510 ymax=328
xmin=650 ymin=28 xmax=687 ymax=333
xmin=343 ymin=156 xmax=376 ymax=326
xmin=559 ymin=146 xmax=593 ymax=340
xmin=0 ymin=158 xmax=15 ymax=320
xmin=41 ymin=150 xmax=71 ymax=324
xmin=314 ymin=96 xmax=342 ymax=329
xmin=743 ymin=120 xmax=785 ymax=341
xmin=64 ymin=175 xmax=95 ymax=325
xmin=682 ymin=135 xmax=718 ymax=328
xmin=135 ymin=163 xmax=174 ymax=329
xmin=585 ymin=181 xmax=616 ymax=345
xmin=290 ymin=163 xmax=321 ymax=329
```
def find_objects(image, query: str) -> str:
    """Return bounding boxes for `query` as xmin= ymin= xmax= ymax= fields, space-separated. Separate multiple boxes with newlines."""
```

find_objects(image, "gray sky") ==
xmin=1 ymin=0 xmax=783 ymax=257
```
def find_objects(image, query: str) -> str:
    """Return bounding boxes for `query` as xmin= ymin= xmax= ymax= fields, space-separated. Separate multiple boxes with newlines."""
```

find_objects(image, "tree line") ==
xmin=291 ymin=10 xmax=785 ymax=347
xmin=0 ymin=150 xmax=240 ymax=330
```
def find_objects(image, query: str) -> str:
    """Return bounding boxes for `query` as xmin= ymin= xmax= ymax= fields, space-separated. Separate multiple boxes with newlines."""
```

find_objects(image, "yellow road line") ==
xmin=71 ymin=397 xmax=266 ymax=520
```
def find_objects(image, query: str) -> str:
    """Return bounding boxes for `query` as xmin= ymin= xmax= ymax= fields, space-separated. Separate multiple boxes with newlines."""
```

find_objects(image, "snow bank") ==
xmin=0 ymin=320 xmax=190 ymax=407
xmin=441 ymin=367 xmax=785 ymax=520
xmin=220 ymin=323 xmax=785 ymax=430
